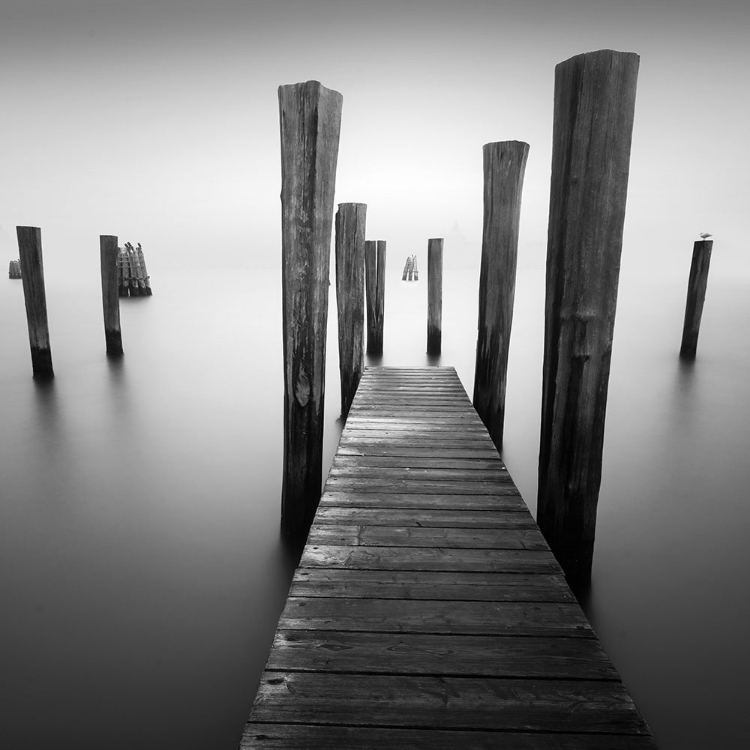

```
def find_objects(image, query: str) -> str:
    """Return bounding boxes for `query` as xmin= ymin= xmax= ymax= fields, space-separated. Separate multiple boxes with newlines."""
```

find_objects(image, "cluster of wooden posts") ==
xmin=401 ymin=255 xmax=418 ymax=281
xmin=10 ymin=230 xmax=152 ymax=378
xmin=8 ymin=259 xmax=22 ymax=279
xmin=118 ymin=242 xmax=152 ymax=297
xmin=279 ymin=49 xmax=715 ymax=585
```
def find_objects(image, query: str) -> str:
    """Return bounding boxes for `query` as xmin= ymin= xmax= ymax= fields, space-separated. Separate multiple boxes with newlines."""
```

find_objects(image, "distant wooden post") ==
xmin=365 ymin=240 xmax=386 ymax=355
xmin=100 ymin=235 xmax=123 ymax=355
xmin=537 ymin=50 xmax=640 ymax=585
xmin=473 ymin=141 xmax=529 ymax=451
xmin=427 ymin=238 xmax=444 ymax=355
xmin=279 ymin=80 xmax=343 ymax=539
xmin=335 ymin=202 xmax=367 ymax=419
xmin=17 ymin=226 xmax=54 ymax=379
xmin=679 ymin=239 xmax=713 ymax=358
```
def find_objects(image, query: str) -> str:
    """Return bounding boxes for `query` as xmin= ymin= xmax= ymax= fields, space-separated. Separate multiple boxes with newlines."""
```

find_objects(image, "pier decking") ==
xmin=241 ymin=366 xmax=657 ymax=749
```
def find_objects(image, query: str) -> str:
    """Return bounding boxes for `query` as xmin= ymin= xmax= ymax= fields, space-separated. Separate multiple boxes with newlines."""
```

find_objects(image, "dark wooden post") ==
xmin=279 ymin=80 xmax=343 ymax=539
xmin=537 ymin=50 xmax=640 ymax=585
xmin=679 ymin=239 xmax=713 ymax=358
xmin=473 ymin=141 xmax=529 ymax=451
xmin=17 ymin=226 xmax=54 ymax=379
xmin=100 ymin=235 xmax=123 ymax=355
xmin=335 ymin=202 xmax=367 ymax=419
xmin=365 ymin=240 xmax=386 ymax=355
xmin=427 ymin=238 xmax=444 ymax=355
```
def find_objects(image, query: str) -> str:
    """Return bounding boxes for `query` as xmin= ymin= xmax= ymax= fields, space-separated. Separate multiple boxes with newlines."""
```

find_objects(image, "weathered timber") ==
xmin=279 ymin=80 xmax=343 ymax=539
xmin=8 ymin=259 xmax=22 ymax=278
xmin=365 ymin=239 xmax=386 ymax=354
xmin=427 ymin=238 xmax=443 ymax=354
xmin=679 ymin=239 xmax=713 ymax=358
xmin=473 ymin=140 xmax=529 ymax=450
xmin=100 ymin=235 xmax=123 ymax=355
xmin=335 ymin=203 xmax=367 ymax=419
xmin=241 ymin=367 xmax=656 ymax=749
xmin=17 ymin=226 xmax=54 ymax=378
xmin=537 ymin=50 xmax=640 ymax=585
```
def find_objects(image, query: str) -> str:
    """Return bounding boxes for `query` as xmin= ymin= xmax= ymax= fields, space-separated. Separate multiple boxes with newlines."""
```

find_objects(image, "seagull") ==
xmin=699 ymin=232 xmax=712 ymax=240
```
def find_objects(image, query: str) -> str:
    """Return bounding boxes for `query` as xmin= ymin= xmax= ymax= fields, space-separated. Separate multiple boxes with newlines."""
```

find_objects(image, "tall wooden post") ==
xmin=473 ymin=141 xmax=529 ymax=450
xmin=427 ymin=238 xmax=444 ymax=355
xmin=335 ymin=203 xmax=367 ymax=419
xmin=17 ymin=226 xmax=54 ymax=379
xmin=100 ymin=235 xmax=123 ymax=355
xmin=679 ymin=239 xmax=713 ymax=358
xmin=279 ymin=80 xmax=343 ymax=539
xmin=365 ymin=240 xmax=386 ymax=355
xmin=537 ymin=50 xmax=640 ymax=585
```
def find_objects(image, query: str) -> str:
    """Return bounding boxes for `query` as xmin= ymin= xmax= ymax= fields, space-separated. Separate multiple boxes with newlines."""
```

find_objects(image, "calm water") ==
xmin=2 ymin=256 xmax=749 ymax=749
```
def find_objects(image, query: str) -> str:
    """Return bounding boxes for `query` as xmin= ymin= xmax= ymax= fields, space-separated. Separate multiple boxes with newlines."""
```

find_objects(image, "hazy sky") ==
xmin=1 ymin=0 xmax=748 ymax=277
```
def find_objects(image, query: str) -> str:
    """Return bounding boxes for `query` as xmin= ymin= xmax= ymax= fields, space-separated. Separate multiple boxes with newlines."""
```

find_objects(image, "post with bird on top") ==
xmin=679 ymin=233 xmax=714 ymax=358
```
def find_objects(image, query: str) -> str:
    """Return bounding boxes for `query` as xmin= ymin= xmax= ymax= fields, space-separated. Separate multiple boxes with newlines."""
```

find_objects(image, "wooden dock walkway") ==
xmin=241 ymin=366 xmax=657 ymax=749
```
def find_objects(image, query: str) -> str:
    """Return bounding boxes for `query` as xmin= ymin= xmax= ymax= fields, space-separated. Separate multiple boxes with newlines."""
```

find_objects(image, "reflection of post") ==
xmin=537 ymin=50 xmax=640 ymax=586
xmin=335 ymin=202 xmax=367 ymax=419
xmin=100 ymin=235 xmax=123 ymax=355
xmin=279 ymin=80 xmax=343 ymax=540
xmin=473 ymin=141 xmax=529 ymax=451
xmin=680 ymin=239 xmax=713 ymax=358
xmin=427 ymin=238 xmax=443 ymax=355
xmin=365 ymin=240 xmax=386 ymax=355
xmin=17 ymin=226 xmax=54 ymax=379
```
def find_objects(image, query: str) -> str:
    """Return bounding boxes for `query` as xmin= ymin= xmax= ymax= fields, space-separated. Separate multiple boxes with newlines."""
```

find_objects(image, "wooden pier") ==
xmin=241 ymin=366 xmax=656 ymax=749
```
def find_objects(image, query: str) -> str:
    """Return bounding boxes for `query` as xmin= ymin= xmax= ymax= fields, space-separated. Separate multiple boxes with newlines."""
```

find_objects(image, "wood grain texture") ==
xmin=473 ymin=141 xmax=529 ymax=451
xmin=365 ymin=240 xmax=385 ymax=354
xmin=100 ymin=235 xmax=123 ymax=355
xmin=538 ymin=50 xmax=639 ymax=584
xmin=279 ymin=80 xmax=342 ymax=539
xmin=17 ymin=226 xmax=54 ymax=378
xmin=427 ymin=237 xmax=443 ymax=354
xmin=335 ymin=203 xmax=367 ymax=418
xmin=240 ymin=366 xmax=656 ymax=749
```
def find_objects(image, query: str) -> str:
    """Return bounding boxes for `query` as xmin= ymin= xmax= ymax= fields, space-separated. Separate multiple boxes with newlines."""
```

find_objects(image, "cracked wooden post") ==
xmin=365 ymin=240 xmax=386 ymax=355
xmin=17 ymin=226 xmax=54 ymax=379
xmin=100 ymin=235 xmax=123 ymax=355
xmin=335 ymin=202 xmax=367 ymax=419
xmin=679 ymin=239 xmax=713 ymax=358
xmin=473 ymin=141 xmax=529 ymax=451
xmin=279 ymin=80 xmax=343 ymax=540
xmin=427 ymin=238 xmax=443 ymax=355
xmin=537 ymin=50 xmax=640 ymax=586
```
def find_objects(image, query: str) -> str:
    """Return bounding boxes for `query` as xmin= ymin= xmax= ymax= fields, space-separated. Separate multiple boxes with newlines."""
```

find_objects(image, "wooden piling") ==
xmin=427 ymin=238 xmax=444 ymax=355
xmin=17 ymin=226 xmax=54 ymax=378
xmin=473 ymin=141 xmax=529 ymax=451
xmin=365 ymin=240 xmax=386 ymax=355
xmin=279 ymin=80 xmax=343 ymax=539
xmin=100 ymin=235 xmax=123 ymax=355
xmin=8 ymin=259 xmax=22 ymax=278
xmin=537 ymin=50 xmax=640 ymax=585
xmin=679 ymin=239 xmax=713 ymax=358
xmin=413 ymin=254 xmax=419 ymax=281
xmin=335 ymin=202 xmax=367 ymax=419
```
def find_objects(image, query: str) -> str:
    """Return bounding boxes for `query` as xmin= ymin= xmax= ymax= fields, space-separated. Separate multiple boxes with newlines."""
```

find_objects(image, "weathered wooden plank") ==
xmin=241 ymin=724 xmax=659 ymax=750
xmin=337 ymin=444 xmax=502 ymax=459
xmin=331 ymin=455 xmax=505 ymax=470
xmin=300 ymin=545 xmax=562 ymax=573
xmin=327 ymin=467 xmax=511 ymax=483
xmin=306 ymin=525 xmax=548 ymax=550
xmin=323 ymin=477 xmax=516 ymax=494
xmin=289 ymin=569 xmax=574 ymax=602
xmin=277 ymin=597 xmax=594 ymax=637
xmin=312 ymin=507 xmax=533 ymax=528
xmin=267 ymin=630 xmax=618 ymax=679
xmin=319 ymin=491 xmax=526 ymax=510
xmin=251 ymin=673 xmax=650 ymax=734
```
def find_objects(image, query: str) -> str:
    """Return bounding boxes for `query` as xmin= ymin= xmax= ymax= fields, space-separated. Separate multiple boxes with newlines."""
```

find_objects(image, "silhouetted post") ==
xmin=537 ymin=50 xmax=640 ymax=585
xmin=679 ymin=239 xmax=713 ymax=358
xmin=473 ymin=141 xmax=529 ymax=451
xmin=335 ymin=202 xmax=367 ymax=419
xmin=427 ymin=238 xmax=444 ymax=355
xmin=17 ymin=226 xmax=54 ymax=379
xmin=279 ymin=80 xmax=343 ymax=539
xmin=365 ymin=239 xmax=386 ymax=355
xmin=100 ymin=235 xmax=123 ymax=355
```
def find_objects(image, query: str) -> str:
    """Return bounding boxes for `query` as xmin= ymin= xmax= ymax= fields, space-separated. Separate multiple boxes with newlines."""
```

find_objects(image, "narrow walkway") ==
xmin=241 ymin=366 xmax=657 ymax=749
